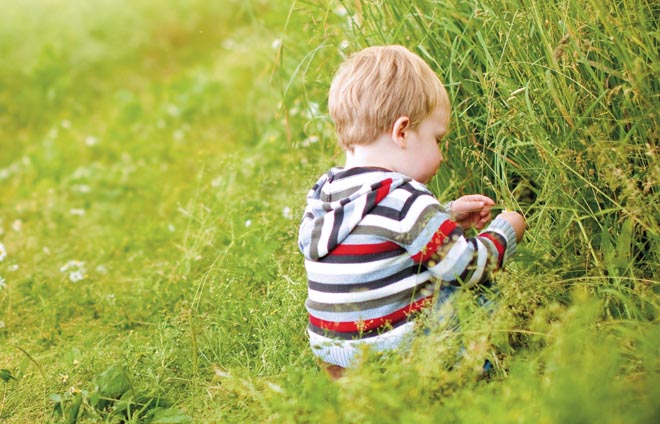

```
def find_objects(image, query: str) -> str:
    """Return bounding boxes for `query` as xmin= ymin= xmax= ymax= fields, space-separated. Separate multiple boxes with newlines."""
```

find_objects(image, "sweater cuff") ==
xmin=483 ymin=216 xmax=517 ymax=265
xmin=442 ymin=201 xmax=454 ymax=219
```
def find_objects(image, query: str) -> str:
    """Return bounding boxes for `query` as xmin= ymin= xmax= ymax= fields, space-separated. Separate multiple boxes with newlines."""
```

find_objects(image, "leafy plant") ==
xmin=49 ymin=363 xmax=189 ymax=424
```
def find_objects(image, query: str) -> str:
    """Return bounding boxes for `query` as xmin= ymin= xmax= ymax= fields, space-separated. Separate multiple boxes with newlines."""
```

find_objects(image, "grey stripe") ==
xmin=306 ymin=285 xmax=419 ymax=313
xmin=351 ymin=225 xmax=400 ymax=241
xmin=305 ymin=255 xmax=413 ymax=284
xmin=306 ymin=286 xmax=433 ymax=322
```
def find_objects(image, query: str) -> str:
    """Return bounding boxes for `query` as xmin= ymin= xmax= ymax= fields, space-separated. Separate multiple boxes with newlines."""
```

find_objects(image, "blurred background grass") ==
xmin=1 ymin=0 xmax=658 ymax=423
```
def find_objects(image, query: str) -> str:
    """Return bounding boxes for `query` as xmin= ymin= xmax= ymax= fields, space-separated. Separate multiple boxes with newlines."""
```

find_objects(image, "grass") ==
xmin=1 ymin=0 xmax=659 ymax=422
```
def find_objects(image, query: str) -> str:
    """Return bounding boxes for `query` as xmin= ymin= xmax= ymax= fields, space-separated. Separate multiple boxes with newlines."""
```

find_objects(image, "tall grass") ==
xmin=0 ymin=0 xmax=658 ymax=422
xmin=271 ymin=0 xmax=659 ymax=422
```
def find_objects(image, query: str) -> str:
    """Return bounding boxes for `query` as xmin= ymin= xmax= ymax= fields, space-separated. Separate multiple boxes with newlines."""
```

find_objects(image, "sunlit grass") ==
xmin=1 ymin=0 xmax=658 ymax=422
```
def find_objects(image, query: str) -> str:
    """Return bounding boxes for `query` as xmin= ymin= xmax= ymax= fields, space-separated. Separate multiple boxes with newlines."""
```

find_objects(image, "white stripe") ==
xmin=408 ymin=179 xmax=429 ymax=192
xmin=317 ymin=210 xmax=335 ymax=257
xmin=465 ymin=239 xmax=487 ymax=287
xmin=375 ymin=197 xmax=406 ymax=211
xmin=406 ymin=215 xmax=447 ymax=256
xmin=359 ymin=213 xmax=400 ymax=228
xmin=341 ymin=194 xmax=367 ymax=239
xmin=340 ymin=233 xmax=402 ymax=245
xmin=427 ymin=237 xmax=470 ymax=280
xmin=399 ymin=195 xmax=441 ymax=232
xmin=321 ymin=171 xmax=388 ymax=200
xmin=320 ymin=175 xmax=357 ymax=195
xmin=379 ymin=188 xmax=411 ymax=207
xmin=308 ymin=320 xmax=416 ymax=368
xmin=305 ymin=253 xmax=411 ymax=278
xmin=307 ymin=270 xmax=432 ymax=304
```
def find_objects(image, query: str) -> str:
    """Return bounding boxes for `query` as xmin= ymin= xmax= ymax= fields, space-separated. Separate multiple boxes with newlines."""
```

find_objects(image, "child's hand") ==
xmin=450 ymin=195 xmax=495 ymax=230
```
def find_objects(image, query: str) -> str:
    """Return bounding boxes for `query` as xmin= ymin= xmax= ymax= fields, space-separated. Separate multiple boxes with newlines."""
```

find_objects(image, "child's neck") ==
xmin=344 ymin=135 xmax=397 ymax=171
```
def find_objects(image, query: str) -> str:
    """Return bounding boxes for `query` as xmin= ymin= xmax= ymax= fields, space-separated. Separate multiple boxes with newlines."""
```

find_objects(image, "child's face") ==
xmin=398 ymin=107 xmax=450 ymax=184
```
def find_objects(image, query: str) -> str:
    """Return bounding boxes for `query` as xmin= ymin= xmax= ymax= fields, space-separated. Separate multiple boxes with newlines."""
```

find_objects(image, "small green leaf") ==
xmin=65 ymin=393 xmax=83 ymax=424
xmin=49 ymin=393 xmax=63 ymax=403
xmin=89 ymin=391 xmax=100 ymax=407
xmin=0 ymin=369 xmax=17 ymax=382
xmin=96 ymin=363 xmax=130 ymax=398
xmin=150 ymin=407 xmax=193 ymax=424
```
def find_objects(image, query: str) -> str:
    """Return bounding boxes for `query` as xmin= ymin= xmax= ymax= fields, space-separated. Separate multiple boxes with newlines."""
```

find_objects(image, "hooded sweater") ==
xmin=298 ymin=167 xmax=517 ymax=367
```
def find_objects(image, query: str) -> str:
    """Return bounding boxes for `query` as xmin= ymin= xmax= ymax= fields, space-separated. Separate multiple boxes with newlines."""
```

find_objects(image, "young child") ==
xmin=297 ymin=45 xmax=526 ymax=379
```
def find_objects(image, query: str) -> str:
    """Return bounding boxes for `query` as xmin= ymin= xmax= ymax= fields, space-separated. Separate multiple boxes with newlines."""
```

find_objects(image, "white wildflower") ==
xmin=60 ymin=260 xmax=86 ymax=283
xmin=72 ymin=184 xmax=91 ymax=193
xmin=11 ymin=220 xmax=22 ymax=232
xmin=8 ymin=264 xmax=18 ymax=272
xmin=167 ymin=104 xmax=180 ymax=117
xmin=0 ymin=276 xmax=6 ymax=289
xmin=339 ymin=39 xmax=350 ymax=50
xmin=306 ymin=102 xmax=320 ymax=118
xmin=282 ymin=206 xmax=293 ymax=219
xmin=69 ymin=270 xmax=85 ymax=283
xmin=0 ymin=242 xmax=6 ymax=261
xmin=168 ymin=224 xmax=176 ymax=232
xmin=334 ymin=6 xmax=347 ymax=16
xmin=245 ymin=220 xmax=252 ymax=228
xmin=60 ymin=260 xmax=83 ymax=272
xmin=69 ymin=208 xmax=85 ymax=216
xmin=222 ymin=38 xmax=236 ymax=50
xmin=271 ymin=38 xmax=282 ymax=49
xmin=85 ymin=136 xmax=99 ymax=146
xmin=266 ymin=381 xmax=285 ymax=394
xmin=302 ymin=135 xmax=319 ymax=147
xmin=72 ymin=167 xmax=91 ymax=179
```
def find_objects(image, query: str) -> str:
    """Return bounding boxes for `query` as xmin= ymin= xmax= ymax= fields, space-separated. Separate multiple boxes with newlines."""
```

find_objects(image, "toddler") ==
xmin=297 ymin=45 xmax=526 ymax=379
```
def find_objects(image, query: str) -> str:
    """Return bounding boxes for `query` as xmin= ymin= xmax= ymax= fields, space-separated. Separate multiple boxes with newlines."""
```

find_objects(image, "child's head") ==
xmin=328 ymin=45 xmax=450 ymax=152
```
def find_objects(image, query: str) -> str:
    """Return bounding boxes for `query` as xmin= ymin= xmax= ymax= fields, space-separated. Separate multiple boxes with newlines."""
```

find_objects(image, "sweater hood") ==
xmin=298 ymin=167 xmax=411 ymax=261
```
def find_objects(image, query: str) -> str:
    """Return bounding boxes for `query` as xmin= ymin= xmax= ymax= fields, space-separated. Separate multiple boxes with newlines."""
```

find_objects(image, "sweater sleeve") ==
xmin=400 ymin=192 xmax=517 ymax=288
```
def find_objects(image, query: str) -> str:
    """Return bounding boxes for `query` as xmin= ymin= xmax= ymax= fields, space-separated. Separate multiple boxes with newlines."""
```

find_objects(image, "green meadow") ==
xmin=0 ymin=0 xmax=658 ymax=422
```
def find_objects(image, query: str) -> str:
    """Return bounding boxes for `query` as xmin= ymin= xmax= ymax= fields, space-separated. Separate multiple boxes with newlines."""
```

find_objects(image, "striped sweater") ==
xmin=298 ymin=167 xmax=517 ymax=367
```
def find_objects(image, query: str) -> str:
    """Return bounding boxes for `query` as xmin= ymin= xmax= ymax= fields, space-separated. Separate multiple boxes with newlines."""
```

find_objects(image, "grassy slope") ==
xmin=1 ymin=0 xmax=659 ymax=423
xmin=0 ymin=1 xmax=313 ymax=422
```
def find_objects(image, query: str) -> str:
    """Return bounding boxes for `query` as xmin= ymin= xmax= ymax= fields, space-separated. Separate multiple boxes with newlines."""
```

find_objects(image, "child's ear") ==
xmin=391 ymin=116 xmax=410 ymax=148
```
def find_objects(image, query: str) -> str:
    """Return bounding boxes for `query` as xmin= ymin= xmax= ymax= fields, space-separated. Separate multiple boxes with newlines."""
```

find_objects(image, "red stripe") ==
xmin=411 ymin=219 xmax=458 ymax=263
xmin=309 ymin=296 xmax=432 ymax=333
xmin=375 ymin=178 xmax=393 ymax=203
xmin=479 ymin=232 xmax=505 ymax=269
xmin=329 ymin=241 xmax=401 ymax=256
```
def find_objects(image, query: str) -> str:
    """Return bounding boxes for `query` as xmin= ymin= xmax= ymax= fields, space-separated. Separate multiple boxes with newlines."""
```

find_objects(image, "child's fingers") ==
xmin=458 ymin=194 xmax=483 ymax=204
xmin=466 ymin=194 xmax=495 ymax=205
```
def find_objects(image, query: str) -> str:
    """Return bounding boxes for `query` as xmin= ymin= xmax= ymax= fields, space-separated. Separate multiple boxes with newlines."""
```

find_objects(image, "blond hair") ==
xmin=328 ymin=45 xmax=450 ymax=151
